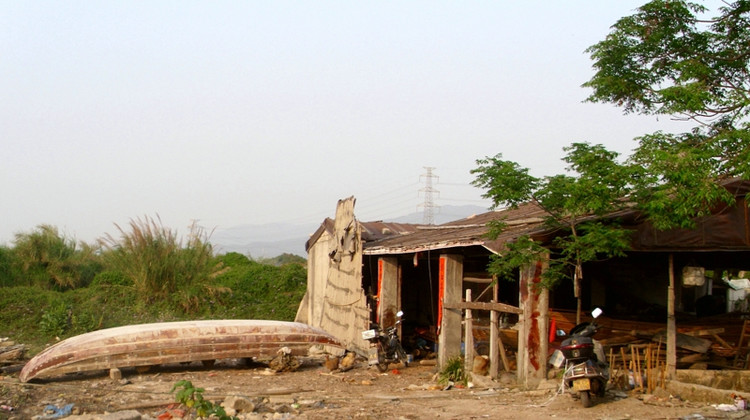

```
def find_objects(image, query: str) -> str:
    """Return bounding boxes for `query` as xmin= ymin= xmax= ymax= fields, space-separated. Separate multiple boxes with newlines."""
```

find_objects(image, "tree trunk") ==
xmin=574 ymin=264 xmax=583 ymax=325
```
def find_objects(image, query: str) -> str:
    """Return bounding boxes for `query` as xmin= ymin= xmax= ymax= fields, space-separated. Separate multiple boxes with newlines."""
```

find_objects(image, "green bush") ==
xmin=39 ymin=303 xmax=70 ymax=337
xmin=91 ymin=270 xmax=132 ymax=287
xmin=211 ymin=258 xmax=306 ymax=320
xmin=172 ymin=380 xmax=237 ymax=420
xmin=216 ymin=252 xmax=251 ymax=267
xmin=38 ymin=299 xmax=103 ymax=338
xmin=438 ymin=356 xmax=467 ymax=386
xmin=0 ymin=287 xmax=66 ymax=351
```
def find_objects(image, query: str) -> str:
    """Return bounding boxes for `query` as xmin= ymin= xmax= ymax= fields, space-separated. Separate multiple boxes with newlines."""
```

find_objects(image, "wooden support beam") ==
xmin=444 ymin=301 xmax=522 ymax=314
xmin=465 ymin=289 xmax=474 ymax=376
xmin=489 ymin=280 xmax=500 ymax=378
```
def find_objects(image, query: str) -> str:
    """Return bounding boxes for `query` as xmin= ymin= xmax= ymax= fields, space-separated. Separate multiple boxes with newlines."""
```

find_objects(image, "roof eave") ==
xmin=363 ymin=240 xmax=493 ymax=255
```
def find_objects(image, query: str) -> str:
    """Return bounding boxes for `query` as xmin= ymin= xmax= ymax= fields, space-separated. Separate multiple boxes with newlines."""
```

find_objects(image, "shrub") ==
xmin=438 ymin=356 xmax=467 ymax=386
xmin=0 ymin=287 xmax=66 ymax=351
xmin=39 ymin=303 xmax=70 ymax=337
xmin=91 ymin=270 xmax=131 ymax=287
xmin=216 ymin=252 xmax=251 ymax=267
xmin=171 ymin=380 xmax=237 ymax=420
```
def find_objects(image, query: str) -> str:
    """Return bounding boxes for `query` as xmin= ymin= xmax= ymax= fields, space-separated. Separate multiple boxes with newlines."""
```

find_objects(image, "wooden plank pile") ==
xmin=0 ymin=337 xmax=26 ymax=365
xmin=550 ymin=310 xmax=747 ymax=392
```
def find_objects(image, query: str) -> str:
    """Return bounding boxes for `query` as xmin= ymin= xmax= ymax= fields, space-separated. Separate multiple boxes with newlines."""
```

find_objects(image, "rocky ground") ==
xmin=1 ymin=356 xmax=750 ymax=420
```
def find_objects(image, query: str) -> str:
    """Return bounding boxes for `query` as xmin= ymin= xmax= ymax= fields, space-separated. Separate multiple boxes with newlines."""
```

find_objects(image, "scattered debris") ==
xmin=221 ymin=395 xmax=256 ymax=417
xmin=38 ymin=403 xmax=74 ymax=419
xmin=0 ymin=338 xmax=26 ymax=365
xmin=269 ymin=347 xmax=301 ymax=372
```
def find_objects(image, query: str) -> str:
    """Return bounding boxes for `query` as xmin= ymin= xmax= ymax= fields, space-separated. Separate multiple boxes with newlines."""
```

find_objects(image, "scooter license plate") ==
xmin=367 ymin=347 xmax=380 ymax=365
xmin=572 ymin=378 xmax=591 ymax=391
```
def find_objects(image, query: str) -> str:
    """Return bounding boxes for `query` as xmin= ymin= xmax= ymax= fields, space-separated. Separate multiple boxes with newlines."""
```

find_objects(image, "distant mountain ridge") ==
xmin=211 ymin=204 xmax=488 ymax=258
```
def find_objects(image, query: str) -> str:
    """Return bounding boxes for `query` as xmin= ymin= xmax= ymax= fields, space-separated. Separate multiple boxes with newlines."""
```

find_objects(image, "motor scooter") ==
xmin=559 ymin=308 xmax=609 ymax=408
xmin=361 ymin=311 xmax=409 ymax=372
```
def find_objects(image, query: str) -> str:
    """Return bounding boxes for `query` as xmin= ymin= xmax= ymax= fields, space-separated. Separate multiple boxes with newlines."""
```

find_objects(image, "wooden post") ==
xmin=630 ymin=345 xmax=643 ymax=391
xmin=465 ymin=289 xmax=474 ymax=375
xmin=667 ymin=253 xmax=677 ymax=379
xmin=489 ymin=279 xmax=500 ymax=378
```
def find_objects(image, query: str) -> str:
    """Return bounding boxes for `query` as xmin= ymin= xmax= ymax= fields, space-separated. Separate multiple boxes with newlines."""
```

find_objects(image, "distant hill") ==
xmin=210 ymin=222 xmax=318 ymax=259
xmin=211 ymin=204 xmax=489 ymax=258
xmin=387 ymin=204 xmax=489 ymax=225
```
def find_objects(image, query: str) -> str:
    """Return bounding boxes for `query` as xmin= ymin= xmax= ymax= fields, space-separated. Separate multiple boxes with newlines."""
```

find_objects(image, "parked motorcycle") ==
xmin=560 ymin=308 xmax=609 ymax=408
xmin=361 ymin=311 xmax=409 ymax=372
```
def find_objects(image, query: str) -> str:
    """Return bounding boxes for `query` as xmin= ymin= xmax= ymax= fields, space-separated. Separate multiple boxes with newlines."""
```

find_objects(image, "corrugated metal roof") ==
xmin=360 ymin=220 xmax=423 ymax=241
xmin=305 ymin=217 xmax=423 ymax=252
xmin=311 ymin=178 xmax=750 ymax=256
xmin=363 ymin=202 xmax=549 ymax=255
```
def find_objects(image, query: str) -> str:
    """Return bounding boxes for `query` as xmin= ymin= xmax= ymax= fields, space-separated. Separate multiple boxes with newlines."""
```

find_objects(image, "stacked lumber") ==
xmin=548 ymin=310 xmax=750 ymax=393
xmin=550 ymin=310 xmax=744 ymax=364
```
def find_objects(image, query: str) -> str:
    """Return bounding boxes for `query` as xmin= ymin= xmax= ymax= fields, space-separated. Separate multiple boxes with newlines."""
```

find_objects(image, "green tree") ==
xmin=256 ymin=253 xmax=306 ymax=267
xmin=11 ymin=225 xmax=98 ymax=289
xmin=584 ymin=0 xmax=750 ymax=229
xmin=471 ymin=143 xmax=634 ymax=320
xmin=583 ymin=0 xmax=750 ymax=378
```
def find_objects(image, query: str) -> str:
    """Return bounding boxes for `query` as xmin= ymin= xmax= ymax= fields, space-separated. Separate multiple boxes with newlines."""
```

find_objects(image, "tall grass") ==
xmin=100 ymin=216 xmax=227 ymax=305
xmin=11 ymin=225 xmax=99 ymax=289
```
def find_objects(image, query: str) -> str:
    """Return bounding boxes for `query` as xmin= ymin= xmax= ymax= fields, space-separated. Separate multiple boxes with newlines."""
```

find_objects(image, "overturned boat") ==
xmin=20 ymin=320 xmax=343 ymax=382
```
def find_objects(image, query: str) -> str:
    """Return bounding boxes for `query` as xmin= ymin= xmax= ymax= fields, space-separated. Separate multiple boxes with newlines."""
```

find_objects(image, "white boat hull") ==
xmin=20 ymin=320 xmax=343 ymax=382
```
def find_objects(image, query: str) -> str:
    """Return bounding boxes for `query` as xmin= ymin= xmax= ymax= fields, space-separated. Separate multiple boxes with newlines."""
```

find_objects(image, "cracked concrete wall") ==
xmin=297 ymin=197 xmax=371 ymax=355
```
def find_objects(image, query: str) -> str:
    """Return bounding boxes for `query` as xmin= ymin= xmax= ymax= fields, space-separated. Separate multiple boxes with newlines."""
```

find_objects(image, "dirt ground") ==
xmin=2 ymin=356 xmax=750 ymax=420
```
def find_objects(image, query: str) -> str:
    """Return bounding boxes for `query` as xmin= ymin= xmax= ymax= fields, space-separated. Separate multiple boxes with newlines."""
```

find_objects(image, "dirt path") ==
xmin=2 ymin=357 xmax=749 ymax=419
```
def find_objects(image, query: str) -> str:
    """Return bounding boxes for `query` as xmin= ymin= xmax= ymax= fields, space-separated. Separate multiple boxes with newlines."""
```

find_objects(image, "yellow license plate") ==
xmin=572 ymin=378 xmax=591 ymax=391
xmin=368 ymin=348 xmax=380 ymax=365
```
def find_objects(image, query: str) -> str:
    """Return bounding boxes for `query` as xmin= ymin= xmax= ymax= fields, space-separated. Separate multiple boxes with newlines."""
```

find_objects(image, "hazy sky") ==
xmin=2 ymin=1 xmax=702 ymax=246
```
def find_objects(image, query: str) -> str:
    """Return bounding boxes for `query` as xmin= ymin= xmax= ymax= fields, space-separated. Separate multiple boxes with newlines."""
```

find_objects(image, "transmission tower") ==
xmin=418 ymin=167 xmax=440 ymax=225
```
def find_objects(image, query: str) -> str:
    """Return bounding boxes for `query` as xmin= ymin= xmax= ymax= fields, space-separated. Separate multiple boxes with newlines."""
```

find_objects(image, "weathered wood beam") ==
xmin=444 ymin=301 xmax=522 ymax=314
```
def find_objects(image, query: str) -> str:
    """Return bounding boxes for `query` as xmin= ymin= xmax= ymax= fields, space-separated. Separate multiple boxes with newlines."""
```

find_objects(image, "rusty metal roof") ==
xmin=363 ymin=202 xmax=549 ymax=255
xmin=305 ymin=217 xmax=423 ymax=252
xmin=311 ymin=178 xmax=750 ymax=256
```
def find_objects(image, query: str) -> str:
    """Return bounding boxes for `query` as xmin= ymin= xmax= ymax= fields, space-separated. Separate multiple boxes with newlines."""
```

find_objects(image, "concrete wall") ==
xmin=296 ymin=198 xmax=371 ymax=355
xmin=675 ymin=369 xmax=750 ymax=394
